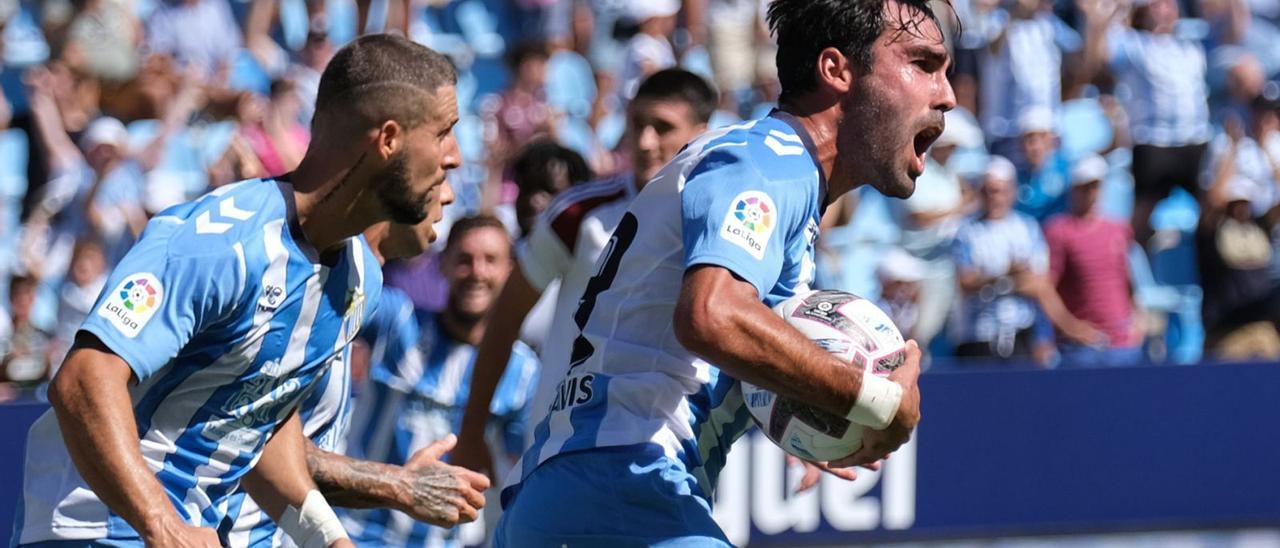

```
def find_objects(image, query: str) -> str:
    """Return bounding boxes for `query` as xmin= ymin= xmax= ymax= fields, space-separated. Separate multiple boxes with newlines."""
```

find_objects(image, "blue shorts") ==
xmin=495 ymin=444 xmax=731 ymax=548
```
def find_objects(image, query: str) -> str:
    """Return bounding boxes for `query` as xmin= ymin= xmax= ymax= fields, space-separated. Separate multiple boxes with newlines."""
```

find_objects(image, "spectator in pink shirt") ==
xmin=1044 ymin=154 xmax=1145 ymax=367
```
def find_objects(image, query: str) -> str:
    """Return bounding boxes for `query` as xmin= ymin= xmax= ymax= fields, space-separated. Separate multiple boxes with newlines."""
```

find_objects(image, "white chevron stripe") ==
xmin=219 ymin=197 xmax=255 ymax=221
xmin=196 ymin=211 xmax=232 ymax=234
xmin=764 ymin=135 xmax=805 ymax=156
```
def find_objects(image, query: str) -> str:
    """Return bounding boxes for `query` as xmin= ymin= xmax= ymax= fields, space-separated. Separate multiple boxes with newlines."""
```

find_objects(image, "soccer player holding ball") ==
xmin=495 ymin=0 xmax=955 ymax=545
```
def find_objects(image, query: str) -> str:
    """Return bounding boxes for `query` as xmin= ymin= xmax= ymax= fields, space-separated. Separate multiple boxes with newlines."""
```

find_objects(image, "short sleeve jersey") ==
xmin=342 ymin=288 xmax=539 ymax=547
xmin=225 ymin=345 xmax=357 ymax=547
xmin=16 ymin=178 xmax=381 ymax=544
xmin=508 ymin=111 xmax=827 ymax=505
xmin=515 ymin=172 xmax=638 ymax=428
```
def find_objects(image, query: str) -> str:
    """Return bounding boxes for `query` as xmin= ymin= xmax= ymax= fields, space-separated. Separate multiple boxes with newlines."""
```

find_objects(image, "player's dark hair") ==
xmin=634 ymin=69 xmax=718 ymax=125
xmin=505 ymin=40 xmax=551 ymax=72
xmin=511 ymin=139 xmax=593 ymax=196
xmin=8 ymin=273 xmax=36 ymax=294
xmin=313 ymin=33 xmax=456 ymax=134
xmin=766 ymin=0 xmax=949 ymax=105
xmin=445 ymin=214 xmax=509 ymax=252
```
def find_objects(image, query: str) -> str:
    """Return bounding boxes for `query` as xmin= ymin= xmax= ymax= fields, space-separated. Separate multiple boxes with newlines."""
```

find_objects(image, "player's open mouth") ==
xmin=911 ymin=125 xmax=943 ymax=174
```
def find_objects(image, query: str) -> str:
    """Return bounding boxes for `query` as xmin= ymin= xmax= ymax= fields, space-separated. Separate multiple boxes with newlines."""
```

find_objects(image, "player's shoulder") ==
xmin=149 ymin=178 xmax=288 ymax=258
xmin=544 ymin=174 xmax=633 ymax=225
xmin=687 ymin=116 xmax=819 ymax=188
xmin=509 ymin=339 xmax=540 ymax=366
xmin=540 ymin=173 xmax=634 ymax=250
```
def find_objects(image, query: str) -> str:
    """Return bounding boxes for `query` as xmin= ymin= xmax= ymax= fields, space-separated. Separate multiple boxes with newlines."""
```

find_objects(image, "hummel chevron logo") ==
xmin=764 ymin=129 xmax=805 ymax=156
xmin=196 ymin=198 xmax=256 ymax=235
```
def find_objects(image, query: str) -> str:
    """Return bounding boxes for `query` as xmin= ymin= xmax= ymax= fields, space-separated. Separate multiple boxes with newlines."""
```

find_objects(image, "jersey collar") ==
xmin=769 ymin=109 xmax=830 ymax=214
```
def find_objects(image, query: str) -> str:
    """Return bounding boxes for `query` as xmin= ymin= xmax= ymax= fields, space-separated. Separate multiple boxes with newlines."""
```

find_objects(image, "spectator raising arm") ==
xmin=26 ymin=67 xmax=87 ymax=179
xmin=1078 ymin=0 xmax=1121 ymax=84
xmin=136 ymin=72 xmax=204 ymax=173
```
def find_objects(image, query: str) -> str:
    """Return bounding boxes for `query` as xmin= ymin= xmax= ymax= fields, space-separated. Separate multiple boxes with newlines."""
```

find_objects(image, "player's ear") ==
xmin=376 ymin=120 xmax=404 ymax=160
xmin=816 ymin=47 xmax=854 ymax=95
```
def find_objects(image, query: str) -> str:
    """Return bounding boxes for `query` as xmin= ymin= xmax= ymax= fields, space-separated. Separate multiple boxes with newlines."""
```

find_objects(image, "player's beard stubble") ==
xmin=375 ymin=151 xmax=432 ymax=225
xmin=837 ymin=82 xmax=940 ymax=200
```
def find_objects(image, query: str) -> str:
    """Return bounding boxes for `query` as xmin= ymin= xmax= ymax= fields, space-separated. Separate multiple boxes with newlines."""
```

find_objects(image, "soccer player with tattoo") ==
xmin=14 ymin=34 xmax=461 ymax=547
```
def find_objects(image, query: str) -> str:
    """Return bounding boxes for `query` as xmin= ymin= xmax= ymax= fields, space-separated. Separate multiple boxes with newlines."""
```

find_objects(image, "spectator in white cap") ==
xmin=876 ymin=248 xmax=928 ymax=343
xmin=887 ymin=109 xmax=981 ymax=351
xmin=618 ymin=0 xmax=680 ymax=101
xmin=1014 ymin=106 xmax=1072 ymax=221
xmin=951 ymin=155 xmax=1104 ymax=365
xmin=1197 ymin=166 xmax=1280 ymax=359
xmin=18 ymin=66 xmax=202 ymax=286
xmin=1044 ymin=154 xmax=1144 ymax=367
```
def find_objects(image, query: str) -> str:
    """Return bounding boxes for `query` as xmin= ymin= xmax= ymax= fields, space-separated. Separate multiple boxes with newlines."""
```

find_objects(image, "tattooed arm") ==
xmin=305 ymin=434 xmax=490 ymax=527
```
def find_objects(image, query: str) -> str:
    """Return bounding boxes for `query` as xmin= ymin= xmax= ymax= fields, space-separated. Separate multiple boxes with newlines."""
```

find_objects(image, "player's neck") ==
xmin=778 ymin=105 xmax=843 ymax=195
xmin=290 ymin=147 xmax=387 ymax=255
xmin=439 ymin=310 xmax=485 ymax=346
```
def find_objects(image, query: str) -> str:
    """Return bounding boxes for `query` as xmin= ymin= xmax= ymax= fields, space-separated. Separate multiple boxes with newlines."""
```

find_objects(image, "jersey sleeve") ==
xmin=78 ymin=223 xmax=244 ymax=382
xmin=682 ymin=148 xmax=813 ymax=297
xmin=490 ymin=345 xmax=540 ymax=458
xmin=363 ymin=291 xmax=423 ymax=395
xmin=515 ymin=215 xmax=574 ymax=292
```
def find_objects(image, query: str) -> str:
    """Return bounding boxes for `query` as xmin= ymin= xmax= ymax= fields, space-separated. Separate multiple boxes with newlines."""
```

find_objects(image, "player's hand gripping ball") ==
xmin=742 ymin=290 xmax=907 ymax=461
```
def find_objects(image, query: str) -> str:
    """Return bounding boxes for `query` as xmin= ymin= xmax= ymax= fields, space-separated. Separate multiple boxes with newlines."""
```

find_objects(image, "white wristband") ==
xmin=279 ymin=490 xmax=348 ymax=548
xmin=846 ymin=375 xmax=903 ymax=430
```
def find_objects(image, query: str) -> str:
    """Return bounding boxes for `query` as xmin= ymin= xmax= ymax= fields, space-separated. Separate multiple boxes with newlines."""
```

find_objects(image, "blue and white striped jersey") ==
xmin=224 ymin=345 xmax=356 ymax=547
xmin=1107 ymin=24 xmax=1210 ymax=147
xmin=342 ymin=288 xmax=539 ymax=547
xmin=506 ymin=111 xmax=826 ymax=507
xmin=15 ymin=178 xmax=382 ymax=545
xmin=971 ymin=12 xmax=1081 ymax=139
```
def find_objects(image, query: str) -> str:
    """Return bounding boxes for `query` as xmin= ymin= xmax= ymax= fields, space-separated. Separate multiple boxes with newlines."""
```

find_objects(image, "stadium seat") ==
xmin=1149 ymin=187 xmax=1200 ymax=234
xmin=278 ymin=0 xmax=310 ymax=51
xmin=596 ymin=111 xmax=626 ymax=151
xmin=126 ymin=120 xmax=212 ymax=202
xmin=1129 ymin=241 xmax=1204 ymax=364
xmin=1144 ymin=231 xmax=1205 ymax=364
xmin=456 ymin=0 xmax=504 ymax=58
xmin=1057 ymin=98 xmax=1113 ymax=161
xmin=680 ymin=46 xmax=716 ymax=86
xmin=1099 ymin=148 xmax=1134 ymax=222
xmin=546 ymin=51 xmax=597 ymax=120
xmin=227 ymin=49 xmax=273 ymax=96
xmin=2 ymin=7 xmax=50 ymax=67
xmin=556 ymin=117 xmax=598 ymax=164
xmin=0 ymin=129 xmax=28 ymax=277
xmin=814 ymin=189 xmax=902 ymax=299
xmin=454 ymin=115 xmax=485 ymax=163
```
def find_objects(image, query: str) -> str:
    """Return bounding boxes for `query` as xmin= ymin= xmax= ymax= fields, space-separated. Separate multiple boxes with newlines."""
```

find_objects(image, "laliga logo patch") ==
xmin=98 ymin=273 xmax=163 ymax=338
xmin=720 ymin=191 xmax=777 ymax=260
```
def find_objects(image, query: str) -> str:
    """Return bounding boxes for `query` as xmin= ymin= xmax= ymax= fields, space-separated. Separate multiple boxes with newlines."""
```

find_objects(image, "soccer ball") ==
xmin=741 ymin=289 xmax=906 ymax=462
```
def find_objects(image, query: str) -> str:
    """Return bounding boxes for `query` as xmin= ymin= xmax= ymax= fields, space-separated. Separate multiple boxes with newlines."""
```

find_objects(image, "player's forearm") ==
xmin=305 ymin=439 xmax=411 ymax=510
xmin=242 ymin=411 xmax=323 ymax=520
xmin=675 ymin=268 xmax=862 ymax=417
xmin=50 ymin=346 xmax=185 ymax=540
xmin=245 ymin=412 xmax=350 ymax=547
